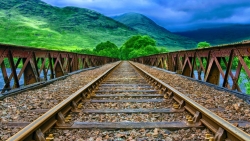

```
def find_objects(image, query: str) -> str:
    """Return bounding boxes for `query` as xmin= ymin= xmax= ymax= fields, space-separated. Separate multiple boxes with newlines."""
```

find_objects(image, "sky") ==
xmin=41 ymin=0 xmax=250 ymax=32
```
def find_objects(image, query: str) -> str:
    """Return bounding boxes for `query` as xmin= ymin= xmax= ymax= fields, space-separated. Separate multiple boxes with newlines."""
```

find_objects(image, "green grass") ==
xmin=0 ymin=12 xmax=81 ymax=50
xmin=0 ymin=0 xmax=139 ymax=51
xmin=0 ymin=11 xmax=135 ymax=51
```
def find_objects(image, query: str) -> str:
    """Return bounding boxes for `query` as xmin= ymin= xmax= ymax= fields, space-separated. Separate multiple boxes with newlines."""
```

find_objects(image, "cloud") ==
xmin=41 ymin=0 xmax=250 ymax=31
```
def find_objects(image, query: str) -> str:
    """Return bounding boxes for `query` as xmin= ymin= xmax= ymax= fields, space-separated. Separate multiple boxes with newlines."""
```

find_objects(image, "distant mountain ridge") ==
xmin=174 ymin=24 xmax=250 ymax=45
xmin=112 ymin=13 xmax=197 ymax=49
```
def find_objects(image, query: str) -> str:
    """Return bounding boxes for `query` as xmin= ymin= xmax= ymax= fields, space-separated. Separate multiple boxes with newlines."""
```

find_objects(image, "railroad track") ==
xmin=7 ymin=61 xmax=250 ymax=140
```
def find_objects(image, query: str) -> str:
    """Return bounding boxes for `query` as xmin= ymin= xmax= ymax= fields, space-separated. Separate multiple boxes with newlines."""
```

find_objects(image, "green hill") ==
xmin=113 ymin=13 xmax=197 ymax=50
xmin=174 ymin=24 xmax=250 ymax=45
xmin=0 ymin=0 xmax=197 ymax=51
xmin=0 ymin=0 xmax=138 ymax=50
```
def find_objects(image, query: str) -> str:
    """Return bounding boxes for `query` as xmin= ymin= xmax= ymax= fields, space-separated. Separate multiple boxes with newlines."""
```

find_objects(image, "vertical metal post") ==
xmin=73 ymin=54 xmax=79 ymax=71
xmin=206 ymin=57 xmax=221 ymax=85
xmin=23 ymin=58 xmax=37 ymax=85
xmin=182 ymin=57 xmax=192 ymax=77
xmin=223 ymin=50 xmax=234 ymax=87
xmin=1 ymin=61 xmax=10 ymax=92
xmin=232 ymin=62 xmax=242 ymax=91
xmin=54 ymin=55 xmax=64 ymax=78
xmin=48 ymin=53 xmax=54 ymax=79
xmin=167 ymin=54 xmax=173 ymax=71
xmin=41 ymin=58 xmax=47 ymax=81
xmin=32 ymin=52 xmax=40 ymax=82
xmin=8 ymin=50 xmax=20 ymax=88
xmin=191 ymin=53 xmax=196 ymax=78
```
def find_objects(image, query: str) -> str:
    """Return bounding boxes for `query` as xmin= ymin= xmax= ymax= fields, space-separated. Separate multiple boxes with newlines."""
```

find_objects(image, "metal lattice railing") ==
xmin=0 ymin=43 xmax=118 ymax=93
xmin=132 ymin=41 xmax=250 ymax=94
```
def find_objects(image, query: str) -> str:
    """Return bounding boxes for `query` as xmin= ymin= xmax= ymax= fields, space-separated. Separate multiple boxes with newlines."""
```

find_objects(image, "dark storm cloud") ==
xmin=41 ymin=0 xmax=250 ymax=31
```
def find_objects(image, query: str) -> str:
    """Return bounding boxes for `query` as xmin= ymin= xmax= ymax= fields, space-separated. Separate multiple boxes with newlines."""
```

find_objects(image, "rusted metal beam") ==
xmin=182 ymin=55 xmax=193 ymax=77
xmin=23 ymin=57 xmax=38 ymax=85
xmin=53 ymin=54 xmax=64 ymax=78
xmin=1 ymin=61 xmax=10 ymax=92
xmin=40 ymin=58 xmax=47 ymax=81
xmin=205 ymin=57 xmax=221 ymax=85
xmin=46 ymin=53 xmax=54 ymax=80
xmin=7 ymin=50 xmax=20 ymax=88
xmin=32 ymin=52 xmax=40 ymax=82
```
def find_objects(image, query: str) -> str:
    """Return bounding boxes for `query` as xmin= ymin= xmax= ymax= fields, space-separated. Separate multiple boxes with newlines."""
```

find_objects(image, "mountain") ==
xmin=112 ymin=13 xmax=197 ymax=49
xmin=174 ymin=24 xmax=250 ymax=45
xmin=0 ymin=0 xmax=138 ymax=50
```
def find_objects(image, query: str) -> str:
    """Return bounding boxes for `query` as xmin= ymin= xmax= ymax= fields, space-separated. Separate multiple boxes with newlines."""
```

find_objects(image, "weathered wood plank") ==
xmin=82 ymin=108 xmax=184 ymax=113
xmin=29 ymin=109 xmax=49 ymax=113
xmin=8 ymin=120 xmax=250 ymax=128
xmin=55 ymin=121 xmax=204 ymax=129
xmin=96 ymin=90 xmax=159 ymax=93
xmin=100 ymin=84 xmax=151 ymax=86
xmin=83 ymin=99 xmax=166 ymax=103
xmin=92 ymin=94 xmax=163 ymax=98
xmin=5 ymin=122 xmax=30 ymax=127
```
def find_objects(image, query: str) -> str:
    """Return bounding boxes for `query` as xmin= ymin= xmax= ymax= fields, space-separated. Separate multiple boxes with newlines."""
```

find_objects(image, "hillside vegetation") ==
xmin=113 ymin=13 xmax=197 ymax=49
xmin=0 ymin=0 xmax=198 ymax=51
xmin=0 ymin=0 xmax=138 ymax=50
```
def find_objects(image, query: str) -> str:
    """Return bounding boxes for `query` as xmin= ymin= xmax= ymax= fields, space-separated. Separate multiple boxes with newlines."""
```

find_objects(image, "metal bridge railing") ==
xmin=0 ymin=43 xmax=118 ymax=93
xmin=131 ymin=41 xmax=250 ymax=94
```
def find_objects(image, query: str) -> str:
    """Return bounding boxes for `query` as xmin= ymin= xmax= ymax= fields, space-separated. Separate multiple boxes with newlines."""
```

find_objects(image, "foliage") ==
xmin=93 ymin=41 xmax=119 ymax=58
xmin=238 ymin=57 xmax=250 ymax=94
xmin=128 ymin=45 xmax=159 ymax=59
xmin=72 ymin=48 xmax=96 ymax=55
xmin=197 ymin=41 xmax=210 ymax=48
xmin=120 ymin=35 xmax=167 ymax=60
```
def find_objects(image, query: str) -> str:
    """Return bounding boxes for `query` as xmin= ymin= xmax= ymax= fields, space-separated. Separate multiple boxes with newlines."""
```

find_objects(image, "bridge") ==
xmin=1 ymin=42 xmax=250 ymax=94
xmin=1 ymin=42 xmax=250 ymax=140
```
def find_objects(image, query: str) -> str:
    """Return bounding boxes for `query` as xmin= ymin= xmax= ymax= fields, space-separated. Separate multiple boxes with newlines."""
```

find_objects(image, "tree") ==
xmin=120 ymin=35 xmax=159 ymax=60
xmin=94 ymin=41 xmax=119 ymax=58
xmin=197 ymin=41 xmax=210 ymax=48
xmin=239 ymin=57 xmax=250 ymax=95
xmin=72 ymin=48 xmax=96 ymax=55
xmin=128 ymin=45 xmax=160 ymax=59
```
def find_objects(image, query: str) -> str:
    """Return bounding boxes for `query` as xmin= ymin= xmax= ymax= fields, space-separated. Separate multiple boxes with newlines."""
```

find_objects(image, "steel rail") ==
xmin=130 ymin=61 xmax=250 ymax=141
xmin=7 ymin=61 xmax=121 ymax=141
